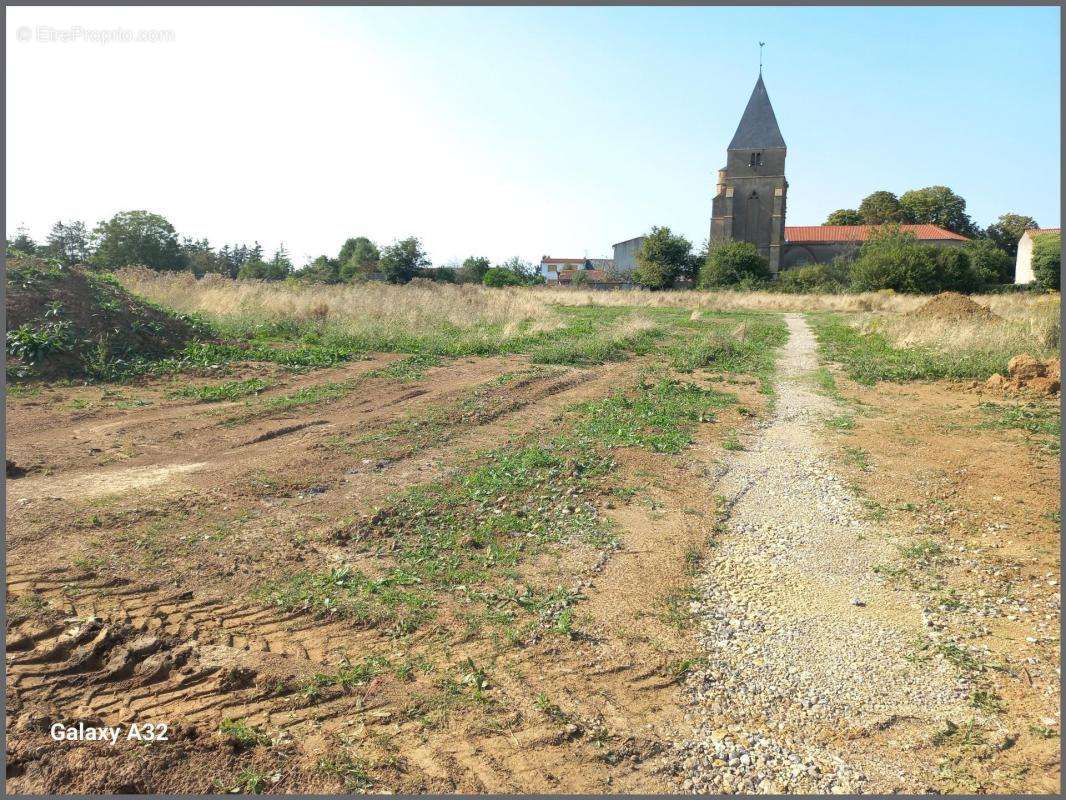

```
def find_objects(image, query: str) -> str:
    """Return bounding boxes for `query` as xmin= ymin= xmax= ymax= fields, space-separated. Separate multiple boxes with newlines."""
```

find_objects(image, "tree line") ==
xmin=627 ymin=184 xmax=1057 ymax=294
xmin=823 ymin=185 xmax=1039 ymax=257
xmin=6 ymin=210 xmax=544 ymax=287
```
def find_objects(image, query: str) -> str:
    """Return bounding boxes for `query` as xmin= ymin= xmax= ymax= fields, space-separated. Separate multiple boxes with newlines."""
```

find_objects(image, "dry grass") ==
xmin=864 ymin=293 xmax=1060 ymax=360
xmin=117 ymin=270 xmax=564 ymax=342
xmin=116 ymin=270 xmax=1058 ymax=362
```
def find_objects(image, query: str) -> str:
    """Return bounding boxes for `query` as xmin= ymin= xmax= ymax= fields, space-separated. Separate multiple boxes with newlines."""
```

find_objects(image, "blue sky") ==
xmin=7 ymin=6 xmax=1060 ymax=265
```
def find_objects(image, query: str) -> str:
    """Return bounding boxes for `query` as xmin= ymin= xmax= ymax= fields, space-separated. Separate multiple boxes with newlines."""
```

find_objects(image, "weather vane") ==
xmin=759 ymin=41 xmax=766 ymax=74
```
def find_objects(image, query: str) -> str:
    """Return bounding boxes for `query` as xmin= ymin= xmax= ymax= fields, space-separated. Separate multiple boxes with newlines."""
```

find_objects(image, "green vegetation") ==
xmin=571 ymin=379 xmax=737 ymax=453
xmin=667 ymin=314 xmax=788 ymax=386
xmin=699 ymin=241 xmax=771 ymax=289
xmin=1032 ymin=231 xmax=1061 ymax=291
xmin=633 ymin=226 xmax=696 ymax=290
xmin=850 ymin=226 xmax=981 ymax=294
xmin=172 ymin=378 xmax=270 ymax=402
xmin=5 ymin=256 xmax=206 ymax=381
xmin=809 ymin=313 xmax=1013 ymax=383
xmin=218 ymin=718 xmax=270 ymax=749
xmin=978 ymin=401 xmax=1061 ymax=453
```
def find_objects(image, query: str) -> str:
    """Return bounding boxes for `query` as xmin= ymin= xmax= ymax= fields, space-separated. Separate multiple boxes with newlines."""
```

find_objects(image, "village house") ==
xmin=1014 ymin=228 xmax=1061 ymax=284
xmin=540 ymin=256 xmax=615 ymax=283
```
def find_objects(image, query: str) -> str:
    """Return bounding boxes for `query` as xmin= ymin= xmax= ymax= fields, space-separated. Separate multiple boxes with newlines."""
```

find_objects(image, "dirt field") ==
xmin=5 ymin=286 xmax=1060 ymax=794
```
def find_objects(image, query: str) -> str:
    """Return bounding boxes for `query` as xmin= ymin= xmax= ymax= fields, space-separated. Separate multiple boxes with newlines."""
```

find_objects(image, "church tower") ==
xmin=709 ymin=73 xmax=787 ymax=273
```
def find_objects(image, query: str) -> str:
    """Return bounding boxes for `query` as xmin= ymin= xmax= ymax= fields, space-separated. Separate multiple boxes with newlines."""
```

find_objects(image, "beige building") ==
xmin=1014 ymin=228 xmax=1060 ymax=284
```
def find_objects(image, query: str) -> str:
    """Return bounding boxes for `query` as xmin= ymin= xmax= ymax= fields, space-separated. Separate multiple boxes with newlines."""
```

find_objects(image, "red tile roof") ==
xmin=557 ymin=268 xmax=624 ymax=283
xmin=784 ymin=224 xmax=969 ymax=243
xmin=1025 ymin=227 xmax=1060 ymax=235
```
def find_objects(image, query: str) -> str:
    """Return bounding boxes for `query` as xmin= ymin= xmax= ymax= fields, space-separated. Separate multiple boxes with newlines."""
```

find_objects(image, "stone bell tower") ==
xmin=709 ymin=73 xmax=788 ymax=273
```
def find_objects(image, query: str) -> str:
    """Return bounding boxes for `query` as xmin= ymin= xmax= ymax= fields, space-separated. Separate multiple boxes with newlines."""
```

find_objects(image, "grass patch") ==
xmin=571 ymin=378 xmax=736 ymax=454
xmin=668 ymin=314 xmax=788 ymax=380
xmin=809 ymin=313 xmax=1020 ymax=384
xmin=218 ymin=718 xmax=269 ymax=749
xmin=224 ymin=380 xmax=354 ymax=423
xmin=978 ymin=401 xmax=1060 ymax=454
xmin=171 ymin=377 xmax=270 ymax=403
xmin=824 ymin=414 xmax=855 ymax=431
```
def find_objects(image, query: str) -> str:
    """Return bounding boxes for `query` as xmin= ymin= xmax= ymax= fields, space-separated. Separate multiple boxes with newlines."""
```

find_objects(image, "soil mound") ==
xmin=983 ymin=353 xmax=1061 ymax=396
xmin=5 ymin=256 xmax=205 ymax=381
xmin=909 ymin=292 xmax=999 ymax=322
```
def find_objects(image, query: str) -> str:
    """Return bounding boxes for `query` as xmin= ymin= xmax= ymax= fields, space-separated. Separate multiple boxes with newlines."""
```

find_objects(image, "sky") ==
xmin=6 ymin=6 xmax=1061 ymax=267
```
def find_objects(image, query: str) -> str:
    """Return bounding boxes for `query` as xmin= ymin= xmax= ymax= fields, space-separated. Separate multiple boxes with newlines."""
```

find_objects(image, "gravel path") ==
xmin=677 ymin=314 xmax=977 ymax=794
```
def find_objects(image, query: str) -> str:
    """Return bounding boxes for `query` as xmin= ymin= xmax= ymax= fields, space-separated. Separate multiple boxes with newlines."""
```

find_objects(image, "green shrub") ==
xmin=964 ymin=239 xmax=1013 ymax=287
xmin=775 ymin=261 xmax=851 ymax=293
xmin=1032 ymin=232 xmax=1061 ymax=291
xmin=934 ymin=247 xmax=979 ymax=293
xmin=850 ymin=226 xmax=979 ymax=294
xmin=699 ymin=241 xmax=771 ymax=288
xmin=633 ymin=226 xmax=693 ymax=290
xmin=482 ymin=267 xmax=524 ymax=288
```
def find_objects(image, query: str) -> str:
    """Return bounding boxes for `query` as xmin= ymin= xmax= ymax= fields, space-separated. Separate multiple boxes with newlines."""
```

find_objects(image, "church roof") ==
xmin=728 ymin=74 xmax=786 ymax=151
xmin=785 ymin=224 xmax=969 ymax=243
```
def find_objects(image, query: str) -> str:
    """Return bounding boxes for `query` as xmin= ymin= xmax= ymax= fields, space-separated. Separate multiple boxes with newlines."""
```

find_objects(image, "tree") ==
xmin=458 ymin=256 xmax=492 ymax=284
xmin=849 ymin=225 xmax=979 ymax=293
xmin=825 ymin=209 xmax=864 ymax=226
xmin=379 ymin=237 xmax=429 ymax=284
xmin=180 ymin=237 xmax=229 ymax=277
xmin=699 ymin=241 xmax=771 ymax=288
xmin=498 ymin=256 xmax=538 ymax=282
xmin=483 ymin=267 xmax=524 ymax=287
xmin=985 ymin=213 xmax=1039 ymax=257
xmin=933 ymin=247 xmax=978 ymax=294
xmin=776 ymin=260 xmax=851 ymax=293
xmin=632 ymin=226 xmax=692 ymax=290
xmin=858 ymin=191 xmax=908 ymax=224
xmin=899 ymin=186 xmax=975 ymax=236
xmin=8 ymin=224 xmax=37 ymax=254
xmin=301 ymin=255 xmax=341 ymax=283
xmin=338 ymin=236 xmax=380 ymax=281
xmin=1032 ymin=232 xmax=1061 ymax=291
xmin=45 ymin=220 xmax=91 ymax=265
xmin=849 ymin=227 xmax=937 ymax=293
xmin=91 ymin=210 xmax=185 ymax=270
xmin=963 ymin=239 xmax=1013 ymax=287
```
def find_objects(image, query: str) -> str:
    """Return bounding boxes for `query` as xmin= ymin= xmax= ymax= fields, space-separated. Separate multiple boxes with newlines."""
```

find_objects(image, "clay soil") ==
xmin=5 ymin=330 xmax=1060 ymax=795
xmin=5 ymin=351 xmax=764 ymax=794
xmin=818 ymin=370 xmax=1060 ymax=793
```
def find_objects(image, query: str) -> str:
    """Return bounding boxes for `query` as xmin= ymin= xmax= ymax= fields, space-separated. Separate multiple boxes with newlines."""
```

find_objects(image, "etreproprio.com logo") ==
xmin=16 ymin=25 xmax=176 ymax=44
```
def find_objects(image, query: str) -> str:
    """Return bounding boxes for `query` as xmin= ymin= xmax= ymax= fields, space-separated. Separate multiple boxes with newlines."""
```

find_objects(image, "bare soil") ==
xmin=6 ymin=353 xmax=762 ymax=794
xmin=6 ymin=333 xmax=1059 ymax=794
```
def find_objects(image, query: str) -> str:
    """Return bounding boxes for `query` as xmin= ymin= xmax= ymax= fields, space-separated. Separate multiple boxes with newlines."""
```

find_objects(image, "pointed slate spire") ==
xmin=727 ymin=74 xmax=786 ymax=151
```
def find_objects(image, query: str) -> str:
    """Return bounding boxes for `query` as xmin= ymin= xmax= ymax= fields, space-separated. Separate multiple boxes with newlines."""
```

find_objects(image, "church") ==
xmin=603 ymin=71 xmax=968 ymax=278
xmin=708 ymin=72 xmax=967 ymax=273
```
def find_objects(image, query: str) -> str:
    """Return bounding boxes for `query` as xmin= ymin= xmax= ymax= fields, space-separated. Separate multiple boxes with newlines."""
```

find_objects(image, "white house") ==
xmin=1015 ymin=228 xmax=1060 ymax=284
xmin=540 ymin=256 xmax=614 ymax=282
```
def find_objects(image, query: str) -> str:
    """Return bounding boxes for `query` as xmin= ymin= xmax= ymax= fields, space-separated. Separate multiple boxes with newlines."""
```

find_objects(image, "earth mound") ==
xmin=909 ymin=292 xmax=999 ymax=322
xmin=5 ymin=256 xmax=206 ymax=381
xmin=983 ymin=353 xmax=1061 ymax=396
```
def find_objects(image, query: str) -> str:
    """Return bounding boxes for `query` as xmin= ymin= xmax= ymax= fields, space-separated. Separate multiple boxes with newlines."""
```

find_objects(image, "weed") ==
xmin=842 ymin=446 xmax=871 ymax=470
xmin=316 ymin=752 xmax=373 ymax=791
xmin=218 ymin=718 xmax=269 ymax=749
xmin=229 ymin=768 xmax=269 ymax=794
xmin=173 ymin=378 xmax=270 ymax=402
xmin=571 ymin=379 xmax=736 ymax=454
xmin=970 ymin=689 xmax=1004 ymax=714
xmin=899 ymin=540 xmax=943 ymax=562
xmin=810 ymin=314 xmax=1033 ymax=384
xmin=722 ymin=432 xmax=744 ymax=451
xmin=978 ymin=402 xmax=1061 ymax=454
xmin=824 ymin=414 xmax=855 ymax=431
